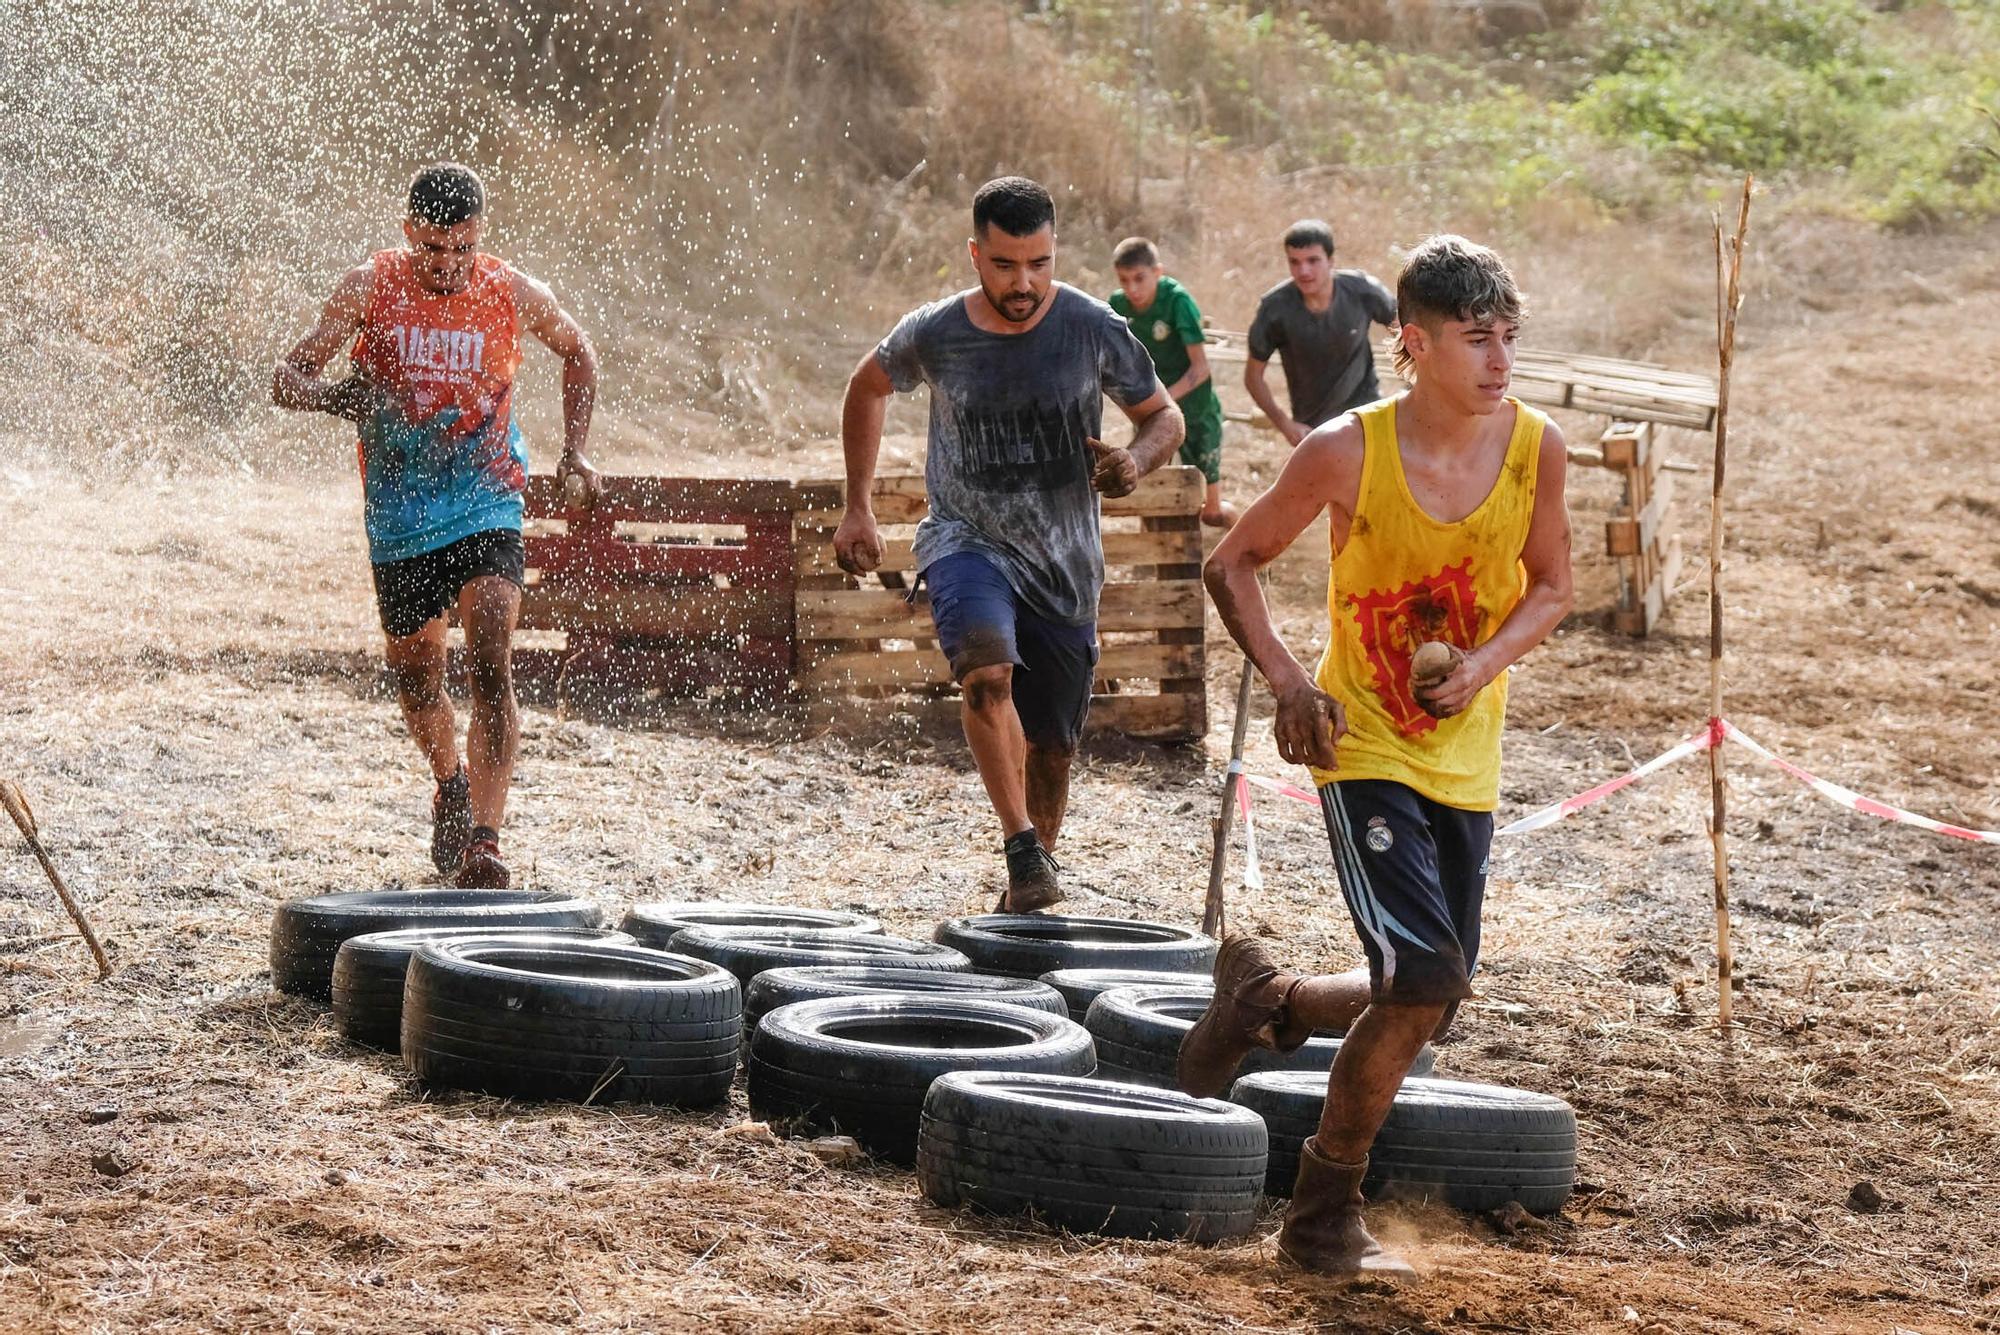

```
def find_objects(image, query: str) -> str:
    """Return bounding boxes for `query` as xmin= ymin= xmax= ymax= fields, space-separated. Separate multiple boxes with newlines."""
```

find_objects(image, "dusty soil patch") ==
xmin=3 ymin=247 xmax=1999 ymax=1334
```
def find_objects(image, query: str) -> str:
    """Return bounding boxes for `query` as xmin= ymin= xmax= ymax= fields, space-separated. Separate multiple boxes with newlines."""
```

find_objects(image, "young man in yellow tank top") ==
xmin=1183 ymin=235 xmax=1574 ymax=1278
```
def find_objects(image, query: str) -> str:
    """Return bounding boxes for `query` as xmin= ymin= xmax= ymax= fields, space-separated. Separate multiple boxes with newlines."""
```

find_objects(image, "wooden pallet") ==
xmin=1599 ymin=420 xmax=1684 ymax=635
xmin=516 ymin=475 xmax=798 ymax=698
xmin=791 ymin=467 xmax=1210 ymax=742
xmin=1203 ymin=330 xmax=1718 ymax=432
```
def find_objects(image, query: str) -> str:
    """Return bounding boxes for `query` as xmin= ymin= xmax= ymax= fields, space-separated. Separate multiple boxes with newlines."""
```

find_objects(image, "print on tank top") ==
xmin=1351 ymin=558 xmax=1479 ymax=737
xmin=349 ymin=250 xmax=528 ymax=564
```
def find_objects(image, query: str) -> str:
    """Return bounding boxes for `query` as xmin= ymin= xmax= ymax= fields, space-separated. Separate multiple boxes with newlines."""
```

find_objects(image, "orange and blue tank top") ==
xmin=1310 ymin=396 xmax=1546 ymax=810
xmin=349 ymin=249 xmax=527 ymax=563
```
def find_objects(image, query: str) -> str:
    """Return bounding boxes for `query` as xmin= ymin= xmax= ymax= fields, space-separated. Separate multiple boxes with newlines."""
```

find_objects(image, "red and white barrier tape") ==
xmin=1721 ymin=720 xmax=2000 ymax=846
xmin=1224 ymin=719 xmax=1998 ymax=846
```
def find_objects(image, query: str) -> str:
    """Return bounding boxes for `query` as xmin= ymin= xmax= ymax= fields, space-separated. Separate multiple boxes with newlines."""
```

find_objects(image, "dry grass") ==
xmin=5 ymin=224 xmax=2000 ymax=1333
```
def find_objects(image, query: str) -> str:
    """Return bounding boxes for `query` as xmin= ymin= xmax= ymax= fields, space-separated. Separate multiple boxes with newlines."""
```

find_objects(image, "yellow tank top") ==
xmin=1309 ymin=396 xmax=1545 ymax=809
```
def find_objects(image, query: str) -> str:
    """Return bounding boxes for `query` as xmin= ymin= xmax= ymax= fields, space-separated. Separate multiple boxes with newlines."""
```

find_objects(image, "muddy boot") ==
xmin=1175 ymin=933 xmax=1313 ymax=1098
xmin=430 ymin=765 xmax=471 ymax=877
xmin=1276 ymin=1138 xmax=1417 ymax=1280
xmin=998 ymin=830 xmax=1063 ymax=913
xmin=455 ymin=826 xmax=510 ymax=890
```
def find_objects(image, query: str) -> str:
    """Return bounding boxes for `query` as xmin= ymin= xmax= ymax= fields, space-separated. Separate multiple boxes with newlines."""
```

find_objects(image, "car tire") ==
xmin=270 ymin=889 xmax=602 ymax=1001
xmin=1038 ymin=967 xmax=1212 ymax=1022
xmin=1230 ymin=1071 xmax=1577 ymax=1211
xmin=1085 ymin=985 xmax=1434 ymax=1089
xmin=917 ymin=1071 xmax=1266 ymax=1243
xmin=331 ymin=926 xmax=635 ymax=1051
xmin=746 ymin=996 xmax=1094 ymax=1164
xmin=620 ymin=902 xmax=882 ymax=949
xmin=669 ymin=927 xmax=970 ymax=988
xmin=401 ymin=939 xmax=740 ymax=1108
xmin=934 ymin=914 xmax=1217 ymax=980
xmin=743 ymin=966 xmax=1066 ymax=1056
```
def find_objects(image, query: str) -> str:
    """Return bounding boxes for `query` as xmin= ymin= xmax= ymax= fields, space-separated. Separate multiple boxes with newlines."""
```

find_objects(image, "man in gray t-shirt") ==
xmin=1244 ymin=218 xmax=1398 ymax=444
xmin=837 ymin=176 xmax=1183 ymax=912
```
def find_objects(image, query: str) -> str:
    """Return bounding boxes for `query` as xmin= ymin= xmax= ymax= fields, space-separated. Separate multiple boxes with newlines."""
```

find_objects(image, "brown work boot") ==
xmin=455 ymin=826 xmax=510 ymax=889
xmin=1276 ymin=1138 xmax=1417 ymax=1280
xmin=1176 ymin=932 xmax=1311 ymax=1098
xmin=997 ymin=830 xmax=1063 ymax=913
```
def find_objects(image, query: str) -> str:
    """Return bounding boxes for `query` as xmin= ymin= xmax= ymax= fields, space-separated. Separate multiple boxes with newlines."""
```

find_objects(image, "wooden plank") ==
xmin=794 ymin=467 xmax=1205 ymax=527
xmin=1605 ymin=470 xmax=1675 ymax=558
xmin=524 ymin=474 xmax=798 ymax=520
xmin=1615 ymin=534 xmax=1683 ymax=636
xmin=1600 ymin=421 xmax=1653 ymax=471
xmin=521 ymin=585 xmax=791 ymax=637
xmin=800 ymin=640 xmax=1205 ymax=691
xmin=792 ymin=528 xmax=1196 ymax=578
xmin=1089 ymin=691 xmax=1206 ymax=741
xmin=511 ymin=639 xmax=792 ymax=696
xmin=798 ymin=581 xmax=1204 ymax=640
xmin=527 ymin=536 xmax=793 ymax=587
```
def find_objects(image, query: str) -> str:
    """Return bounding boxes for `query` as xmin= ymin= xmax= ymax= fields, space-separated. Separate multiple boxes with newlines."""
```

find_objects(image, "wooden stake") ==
xmin=1203 ymin=657 xmax=1256 ymax=938
xmin=0 ymin=779 xmax=111 ymax=979
xmin=1708 ymin=177 xmax=1754 ymax=1027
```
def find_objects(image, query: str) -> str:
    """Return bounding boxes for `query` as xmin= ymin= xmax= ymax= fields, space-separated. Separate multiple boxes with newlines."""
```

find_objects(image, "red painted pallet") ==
xmin=515 ymin=475 xmax=797 ymax=699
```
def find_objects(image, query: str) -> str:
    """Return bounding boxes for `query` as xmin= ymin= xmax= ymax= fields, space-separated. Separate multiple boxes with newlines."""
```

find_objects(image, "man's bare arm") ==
xmin=834 ymin=351 xmax=894 ymax=575
xmin=1204 ymin=421 xmax=1364 ymax=768
xmin=515 ymin=273 xmax=601 ymax=501
xmin=1089 ymin=387 xmax=1183 ymax=498
xmin=272 ymin=266 xmax=372 ymax=420
xmin=1416 ymin=423 xmax=1576 ymax=718
xmin=1243 ymin=357 xmax=1305 ymax=446
xmin=1165 ymin=341 xmax=1212 ymax=402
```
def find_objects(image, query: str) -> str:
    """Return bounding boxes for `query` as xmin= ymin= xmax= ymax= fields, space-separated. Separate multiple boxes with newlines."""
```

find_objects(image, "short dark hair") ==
xmin=1282 ymin=219 xmax=1335 ymax=256
xmin=972 ymin=176 xmax=1055 ymax=239
xmin=1391 ymin=234 xmax=1526 ymax=378
xmin=1112 ymin=236 xmax=1160 ymax=269
xmin=408 ymin=163 xmax=485 ymax=228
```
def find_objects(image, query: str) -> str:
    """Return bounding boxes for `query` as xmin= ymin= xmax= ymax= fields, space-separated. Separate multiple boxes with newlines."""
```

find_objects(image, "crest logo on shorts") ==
xmin=1366 ymin=816 xmax=1394 ymax=853
xmin=1153 ymin=320 xmax=1171 ymax=342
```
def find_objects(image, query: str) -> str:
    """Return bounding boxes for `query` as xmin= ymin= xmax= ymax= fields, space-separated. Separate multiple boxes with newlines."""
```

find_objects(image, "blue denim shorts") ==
xmin=924 ymin=551 xmax=1097 ymax=751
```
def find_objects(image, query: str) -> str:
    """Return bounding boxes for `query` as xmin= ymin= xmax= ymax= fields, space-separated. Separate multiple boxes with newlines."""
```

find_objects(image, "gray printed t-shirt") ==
xmin=874 ymin=283 xmax=1162 ymax=625
xmin=1247 ymin=270 xmax=1398 ymax=427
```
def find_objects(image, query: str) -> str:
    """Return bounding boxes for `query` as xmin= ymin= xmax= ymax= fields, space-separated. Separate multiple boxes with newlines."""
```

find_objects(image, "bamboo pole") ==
xmin=1708 ymin=177 xmax=1754 ymax=1027
xmin=1203 ymin=657 xmax=1256 ymax=938
xmin=0 ymin=778 xmax=112 ymax=979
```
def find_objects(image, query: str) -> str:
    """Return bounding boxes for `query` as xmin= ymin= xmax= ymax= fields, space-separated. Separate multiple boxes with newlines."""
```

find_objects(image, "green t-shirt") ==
xmin=1108 ymin=276 xmax=1222 ymax=444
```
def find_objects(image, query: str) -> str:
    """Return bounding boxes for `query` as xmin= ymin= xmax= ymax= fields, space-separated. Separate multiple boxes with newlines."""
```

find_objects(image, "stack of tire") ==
xmin=272 ymin=887 xmax=752 ymax=1109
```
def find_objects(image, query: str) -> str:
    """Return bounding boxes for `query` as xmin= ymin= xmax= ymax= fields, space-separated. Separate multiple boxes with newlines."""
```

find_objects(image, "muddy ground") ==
xmin=3 ymin=237 xmax=1999 ymax=1334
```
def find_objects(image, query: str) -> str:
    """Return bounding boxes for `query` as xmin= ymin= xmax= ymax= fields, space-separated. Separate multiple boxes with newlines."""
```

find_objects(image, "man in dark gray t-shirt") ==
xmin=1244 ymin=218 xmax=1398 ymax=444
xmin=837 ymin=177 xmax=1184 ymax=912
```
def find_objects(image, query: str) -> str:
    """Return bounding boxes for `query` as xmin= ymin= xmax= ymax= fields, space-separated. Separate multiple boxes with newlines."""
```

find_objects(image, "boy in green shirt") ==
xmin=1109 ymin=238 xmax=1235 ymax=528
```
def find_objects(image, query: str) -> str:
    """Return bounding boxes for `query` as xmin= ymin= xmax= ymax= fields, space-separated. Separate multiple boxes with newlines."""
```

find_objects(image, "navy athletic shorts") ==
xmin=924 ymin=550 xmax=1097 ymax=752
xmin=1317 ymin=779 xmax=1493 ymax=1006
xmin=370 ymin=528 xmax=524 ymax=639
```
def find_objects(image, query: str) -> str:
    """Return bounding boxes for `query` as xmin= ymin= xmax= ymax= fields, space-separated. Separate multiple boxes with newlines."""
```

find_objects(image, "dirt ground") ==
xmin=4 ymin=229 xmax=2000 ymax=1334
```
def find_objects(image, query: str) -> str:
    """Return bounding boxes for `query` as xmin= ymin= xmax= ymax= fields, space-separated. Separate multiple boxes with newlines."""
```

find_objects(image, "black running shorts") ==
xmin=370 ymin=528 xmax=525 ymax=639
xmin=1317 ymin=778 xmax=1493 ymax=1007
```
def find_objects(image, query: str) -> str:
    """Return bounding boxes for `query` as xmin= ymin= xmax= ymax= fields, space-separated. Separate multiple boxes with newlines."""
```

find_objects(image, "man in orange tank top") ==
xmin=273 ymin=164 xmax=602 ymax=890
xmin=1185 ymin=236 xmax=1574 ymax=1278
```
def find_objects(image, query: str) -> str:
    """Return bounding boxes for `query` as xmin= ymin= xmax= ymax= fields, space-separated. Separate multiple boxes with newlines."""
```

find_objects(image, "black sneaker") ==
xmin=999 ymin=830 xmax=1063 ymax=913
xmin=430 ymin=766 xmax=471 ymax=877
